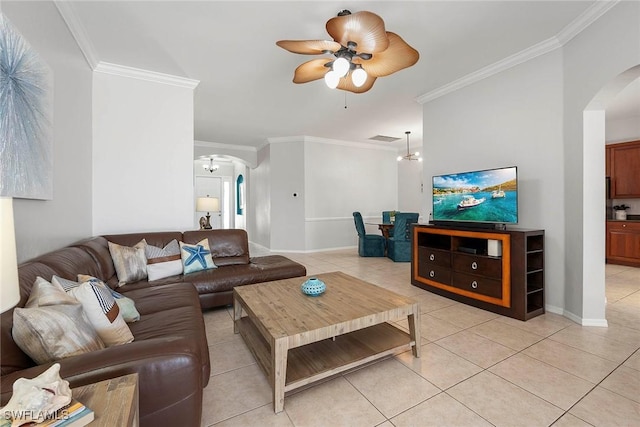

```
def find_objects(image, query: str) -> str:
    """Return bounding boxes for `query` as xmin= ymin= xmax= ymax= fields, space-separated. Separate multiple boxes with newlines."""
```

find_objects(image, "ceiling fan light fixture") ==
xmin=333 ymin=57 xmax=350 ymax=77
xmin=352 ymin=66 xmax=367 ymax=87
xmin=277 ymin=10 xmax=419 ymax=93
xmin=324 ymin=70 xmax=340 ymax=89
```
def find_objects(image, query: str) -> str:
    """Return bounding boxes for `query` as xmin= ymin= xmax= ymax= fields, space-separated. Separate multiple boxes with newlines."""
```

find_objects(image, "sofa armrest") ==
xmin=1 ymin=337 xmax=202 ymax=420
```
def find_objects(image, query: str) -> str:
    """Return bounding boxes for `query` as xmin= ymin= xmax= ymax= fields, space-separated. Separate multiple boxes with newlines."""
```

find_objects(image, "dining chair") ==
xmin=387 ymin=212 xmax=419 ymax=261
xmin=352 ymin=212 xmax=386 ymax=257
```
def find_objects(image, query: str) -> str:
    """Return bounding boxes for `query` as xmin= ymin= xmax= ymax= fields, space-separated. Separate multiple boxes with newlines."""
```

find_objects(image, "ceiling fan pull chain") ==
xmin=344 ymin=92 xmax=348 ymax=109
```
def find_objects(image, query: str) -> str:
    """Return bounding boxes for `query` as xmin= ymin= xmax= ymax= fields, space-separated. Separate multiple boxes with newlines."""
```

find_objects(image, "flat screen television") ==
xmin=432 ymin=166 xmax=518 ymax=227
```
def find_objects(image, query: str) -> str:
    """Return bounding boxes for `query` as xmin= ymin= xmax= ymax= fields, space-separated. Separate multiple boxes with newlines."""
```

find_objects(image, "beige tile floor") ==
xmin=201 ymin=249 xmax=640 ymax=427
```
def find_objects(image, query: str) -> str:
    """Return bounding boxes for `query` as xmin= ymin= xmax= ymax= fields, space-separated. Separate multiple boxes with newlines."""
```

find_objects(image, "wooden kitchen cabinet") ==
xmin=608 ymin=140 xmax=640 ymax=198
xmin=606 ymin=221 xmax=640 ymax=267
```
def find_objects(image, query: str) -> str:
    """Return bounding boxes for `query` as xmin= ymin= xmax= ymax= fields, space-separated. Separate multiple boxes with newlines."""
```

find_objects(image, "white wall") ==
xmin=4 ymin=1 xmax=93 ymax=262
xmin=270 ymin=140 xmax=305 ymax=251
xmin=249 ymin=146 xmax=271 ymax=248
xmin=92 ymin=71 xmax=196 ymax=234
xmin=562 ymin=1 xmax=640 ymax=324
xmin=249 ymin=137 xmax=398 ymax=252
xmin=606 ymin=116 xmax=640 ymax=143
xmin=304 ymin=138 xmax=398 ymax=251
xmin=397 ymin=158 xmax=424 ymax=218
xmin=422 ymin=50 xmax=566 ymax=313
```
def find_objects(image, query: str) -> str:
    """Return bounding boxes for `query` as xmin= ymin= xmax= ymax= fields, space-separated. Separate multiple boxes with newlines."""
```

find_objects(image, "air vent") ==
xmin=369 ymin=135 xmax=402 ymax=143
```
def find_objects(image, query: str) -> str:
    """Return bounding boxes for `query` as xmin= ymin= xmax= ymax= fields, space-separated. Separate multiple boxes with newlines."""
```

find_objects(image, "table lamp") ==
xmin=196 ymin=196 xmax=220 ymax=230
xmin=1 ymin=197 xmax=21 ymax=313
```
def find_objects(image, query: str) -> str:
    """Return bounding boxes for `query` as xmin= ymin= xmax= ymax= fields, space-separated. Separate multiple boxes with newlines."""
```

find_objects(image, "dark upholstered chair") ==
xmin=387 ymin=212 xmax=419 ymax=262
xmin=382 ymin=211 xmax=393 ymax=223
xmin=353 ymin=212 xmax=386 ymax=257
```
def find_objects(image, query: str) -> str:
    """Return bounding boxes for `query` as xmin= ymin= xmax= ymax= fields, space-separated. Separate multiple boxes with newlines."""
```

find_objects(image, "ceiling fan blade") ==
xmin=326 ymin=11 xmax=389 ymax=53
xmin=359 ymin=32 xmax=419 ymax=77
xmin=293 ymin=58 xmax=330 ymax=83
xmin=276 ymin=39 xmax=341 ymax=55
xmin=337 ymin=74 xmax=377 ymax=94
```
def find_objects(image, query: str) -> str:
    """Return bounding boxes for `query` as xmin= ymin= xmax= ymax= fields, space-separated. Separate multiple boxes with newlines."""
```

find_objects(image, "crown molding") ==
xmin=54 ymin=0 xmax=99 ymax=68
xmin=94 ymin=62 xmax=199 ymax=89
xmin=195 ymin=140 xmax=257 ymax=152
xmin=266 ymin=136 xmax=398 ymax=151
xmin=556 ymin=0 xmax=620 ymax=46
xmin=416 ymin=36 xmax=561 ymax=104
xmin=417 ymin=0 xmax=620 ymax=105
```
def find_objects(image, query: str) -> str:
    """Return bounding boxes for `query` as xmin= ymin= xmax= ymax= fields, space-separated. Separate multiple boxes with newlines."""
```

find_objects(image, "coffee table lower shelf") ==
xmin=237 ymin=316 xmax=415 ymax=393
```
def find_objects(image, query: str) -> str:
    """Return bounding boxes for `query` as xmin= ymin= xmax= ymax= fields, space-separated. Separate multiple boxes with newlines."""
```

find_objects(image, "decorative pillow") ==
xmin=179 ymin=238 xmax=217 ymax=274
xmin=54 ymin=275 xmax=134 ymax=346
xmin=25 ymin=276 xmax=77 ymax=308
xmin=109 ymin=288 xmax=141 ymax=323
xmin=66 ymin=275 xmax=140 ymax=322
xmin=108 ymin=240 xmax=148 ymax=286
xmin=145 ymin=239 xmax=183 ymax=281
xmin=12 ymin=304 xmax=105 ymax=364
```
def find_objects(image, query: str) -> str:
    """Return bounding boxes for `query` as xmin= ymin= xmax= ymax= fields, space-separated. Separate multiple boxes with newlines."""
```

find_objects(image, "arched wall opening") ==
xmin=581 ymin=64 xmax=640 ymax=325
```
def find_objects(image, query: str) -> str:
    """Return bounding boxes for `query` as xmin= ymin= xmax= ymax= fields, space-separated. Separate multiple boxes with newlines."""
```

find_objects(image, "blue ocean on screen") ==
xmin=432 ymin=167 xmax=518 ymax=223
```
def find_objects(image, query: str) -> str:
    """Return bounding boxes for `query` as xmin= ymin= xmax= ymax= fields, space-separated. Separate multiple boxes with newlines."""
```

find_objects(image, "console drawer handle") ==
xmin=471 ymin=280 xmax=478 ymax=289
xmin=429 ymin=254 xmax=435 ymax=261
xmin=471 ymin=261 xmax=478 ymax=270
xmin=429 ymin=270 xmax=435 ymax=278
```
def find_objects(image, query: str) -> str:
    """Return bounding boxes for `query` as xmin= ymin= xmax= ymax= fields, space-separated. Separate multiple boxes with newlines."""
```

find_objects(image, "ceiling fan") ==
xmin=276 ymin=10 xmax=419 ymax=93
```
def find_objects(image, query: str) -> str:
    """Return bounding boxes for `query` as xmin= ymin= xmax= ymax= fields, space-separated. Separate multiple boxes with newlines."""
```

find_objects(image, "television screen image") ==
xmin=432 ymin=166 xmax=518 ymax=224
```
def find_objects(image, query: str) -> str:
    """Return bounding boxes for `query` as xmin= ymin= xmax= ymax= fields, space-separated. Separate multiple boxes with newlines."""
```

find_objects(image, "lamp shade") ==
xmin=196 ymin=197 xmax=220 ymax=212
xmin=1 ymin=197 xmax=20 ymax=313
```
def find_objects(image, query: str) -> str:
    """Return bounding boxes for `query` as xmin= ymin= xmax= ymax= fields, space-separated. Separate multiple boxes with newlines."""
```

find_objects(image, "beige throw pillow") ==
xmin=12 ymin=304 xmax=105 ymax=364
xmin=108 ymin=240 xmax=148 ymax=286
xmin=25 ymin=276 xmax=77 ymax=308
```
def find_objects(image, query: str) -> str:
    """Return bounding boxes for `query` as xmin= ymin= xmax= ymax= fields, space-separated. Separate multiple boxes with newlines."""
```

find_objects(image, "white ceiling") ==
xmin=62 ymin=0 xmax=627 ymax=150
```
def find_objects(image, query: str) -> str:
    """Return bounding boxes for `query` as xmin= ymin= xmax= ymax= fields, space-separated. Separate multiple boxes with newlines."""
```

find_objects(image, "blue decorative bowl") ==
xmin=301 ymin=277 xmax=326 ymax=296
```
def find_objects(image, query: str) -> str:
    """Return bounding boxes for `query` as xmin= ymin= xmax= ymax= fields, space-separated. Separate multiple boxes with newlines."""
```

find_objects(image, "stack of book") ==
xmin=41 ymin=399 xmax=94 ymax=427
xmin=0 ymin=400 xmax=94 ymax=427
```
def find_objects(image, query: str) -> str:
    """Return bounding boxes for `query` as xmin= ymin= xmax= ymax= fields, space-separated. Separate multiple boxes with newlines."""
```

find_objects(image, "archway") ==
xmin=582 ymin=64 xmax=640 ymax=325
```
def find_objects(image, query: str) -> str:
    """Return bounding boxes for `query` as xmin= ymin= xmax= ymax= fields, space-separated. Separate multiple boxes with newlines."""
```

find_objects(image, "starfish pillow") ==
xmin=179 ymin=238 xmax=217 ymax=274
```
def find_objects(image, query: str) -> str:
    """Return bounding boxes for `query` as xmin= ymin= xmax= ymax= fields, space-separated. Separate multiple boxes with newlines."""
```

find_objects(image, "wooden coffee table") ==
xmin=233 ymin=271 xmax=421 ymax=413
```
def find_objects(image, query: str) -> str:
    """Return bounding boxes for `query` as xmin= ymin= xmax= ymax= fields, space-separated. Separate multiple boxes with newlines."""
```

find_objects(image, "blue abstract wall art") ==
xmin=0 ymin=13 xmax=53 ymax=200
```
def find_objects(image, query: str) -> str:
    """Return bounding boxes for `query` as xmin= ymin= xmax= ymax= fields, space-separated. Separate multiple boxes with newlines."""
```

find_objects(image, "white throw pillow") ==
xmin=145 ymin=239 xmax=183 ymax=281
xmin=54 ymin=276 xmax=134 ymax=346
xmin=77 ymin=274 xmax=141 ymax=323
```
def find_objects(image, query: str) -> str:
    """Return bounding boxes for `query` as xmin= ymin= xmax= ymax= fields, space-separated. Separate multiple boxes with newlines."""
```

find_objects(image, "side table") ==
xmin=72 ymin=373 xmax=139 ymax=427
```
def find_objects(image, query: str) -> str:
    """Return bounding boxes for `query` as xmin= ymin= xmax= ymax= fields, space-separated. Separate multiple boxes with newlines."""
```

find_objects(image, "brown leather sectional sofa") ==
xmin=1 ymin=229 xmax=306 ymax=426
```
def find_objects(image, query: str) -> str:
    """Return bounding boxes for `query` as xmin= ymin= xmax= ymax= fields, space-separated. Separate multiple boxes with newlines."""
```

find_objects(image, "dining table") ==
xmin=367 ymin=222 xmax=394 ymax=239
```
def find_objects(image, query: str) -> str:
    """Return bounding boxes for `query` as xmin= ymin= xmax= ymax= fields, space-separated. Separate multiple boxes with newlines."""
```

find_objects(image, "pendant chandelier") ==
xmin=397 ymin=131 xmax=422 ymax=162
xmin=203 ymin=158 xmax=219 ymax=173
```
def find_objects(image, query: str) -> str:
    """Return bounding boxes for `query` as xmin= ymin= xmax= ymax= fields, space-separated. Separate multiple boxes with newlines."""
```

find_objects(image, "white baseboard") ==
xmin=548 ymin=305 xmax=608 ymax=327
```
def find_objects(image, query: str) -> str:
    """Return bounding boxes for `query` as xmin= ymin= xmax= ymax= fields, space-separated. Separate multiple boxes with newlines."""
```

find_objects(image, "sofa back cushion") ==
xmin=72 ymin=237 xmax=116 ymax=282
xmin=103 ymin=232 xmax=183 ymax=250
xmin=182 ymin=230 xmax=250 ymax=266
xmin=35 ymin=247 xmax=103 ymax=282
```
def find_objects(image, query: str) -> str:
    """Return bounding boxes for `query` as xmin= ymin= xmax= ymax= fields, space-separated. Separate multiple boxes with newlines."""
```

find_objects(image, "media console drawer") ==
xmin=452 ymin=272 xmax=502 ymax=299
xmin=418 ymin=263 xmax=452 ymax=284
xmin=452 ymin=253 xmax=502 ymax=278
xmin=418 ymin=247 xmax=451 ymax=267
